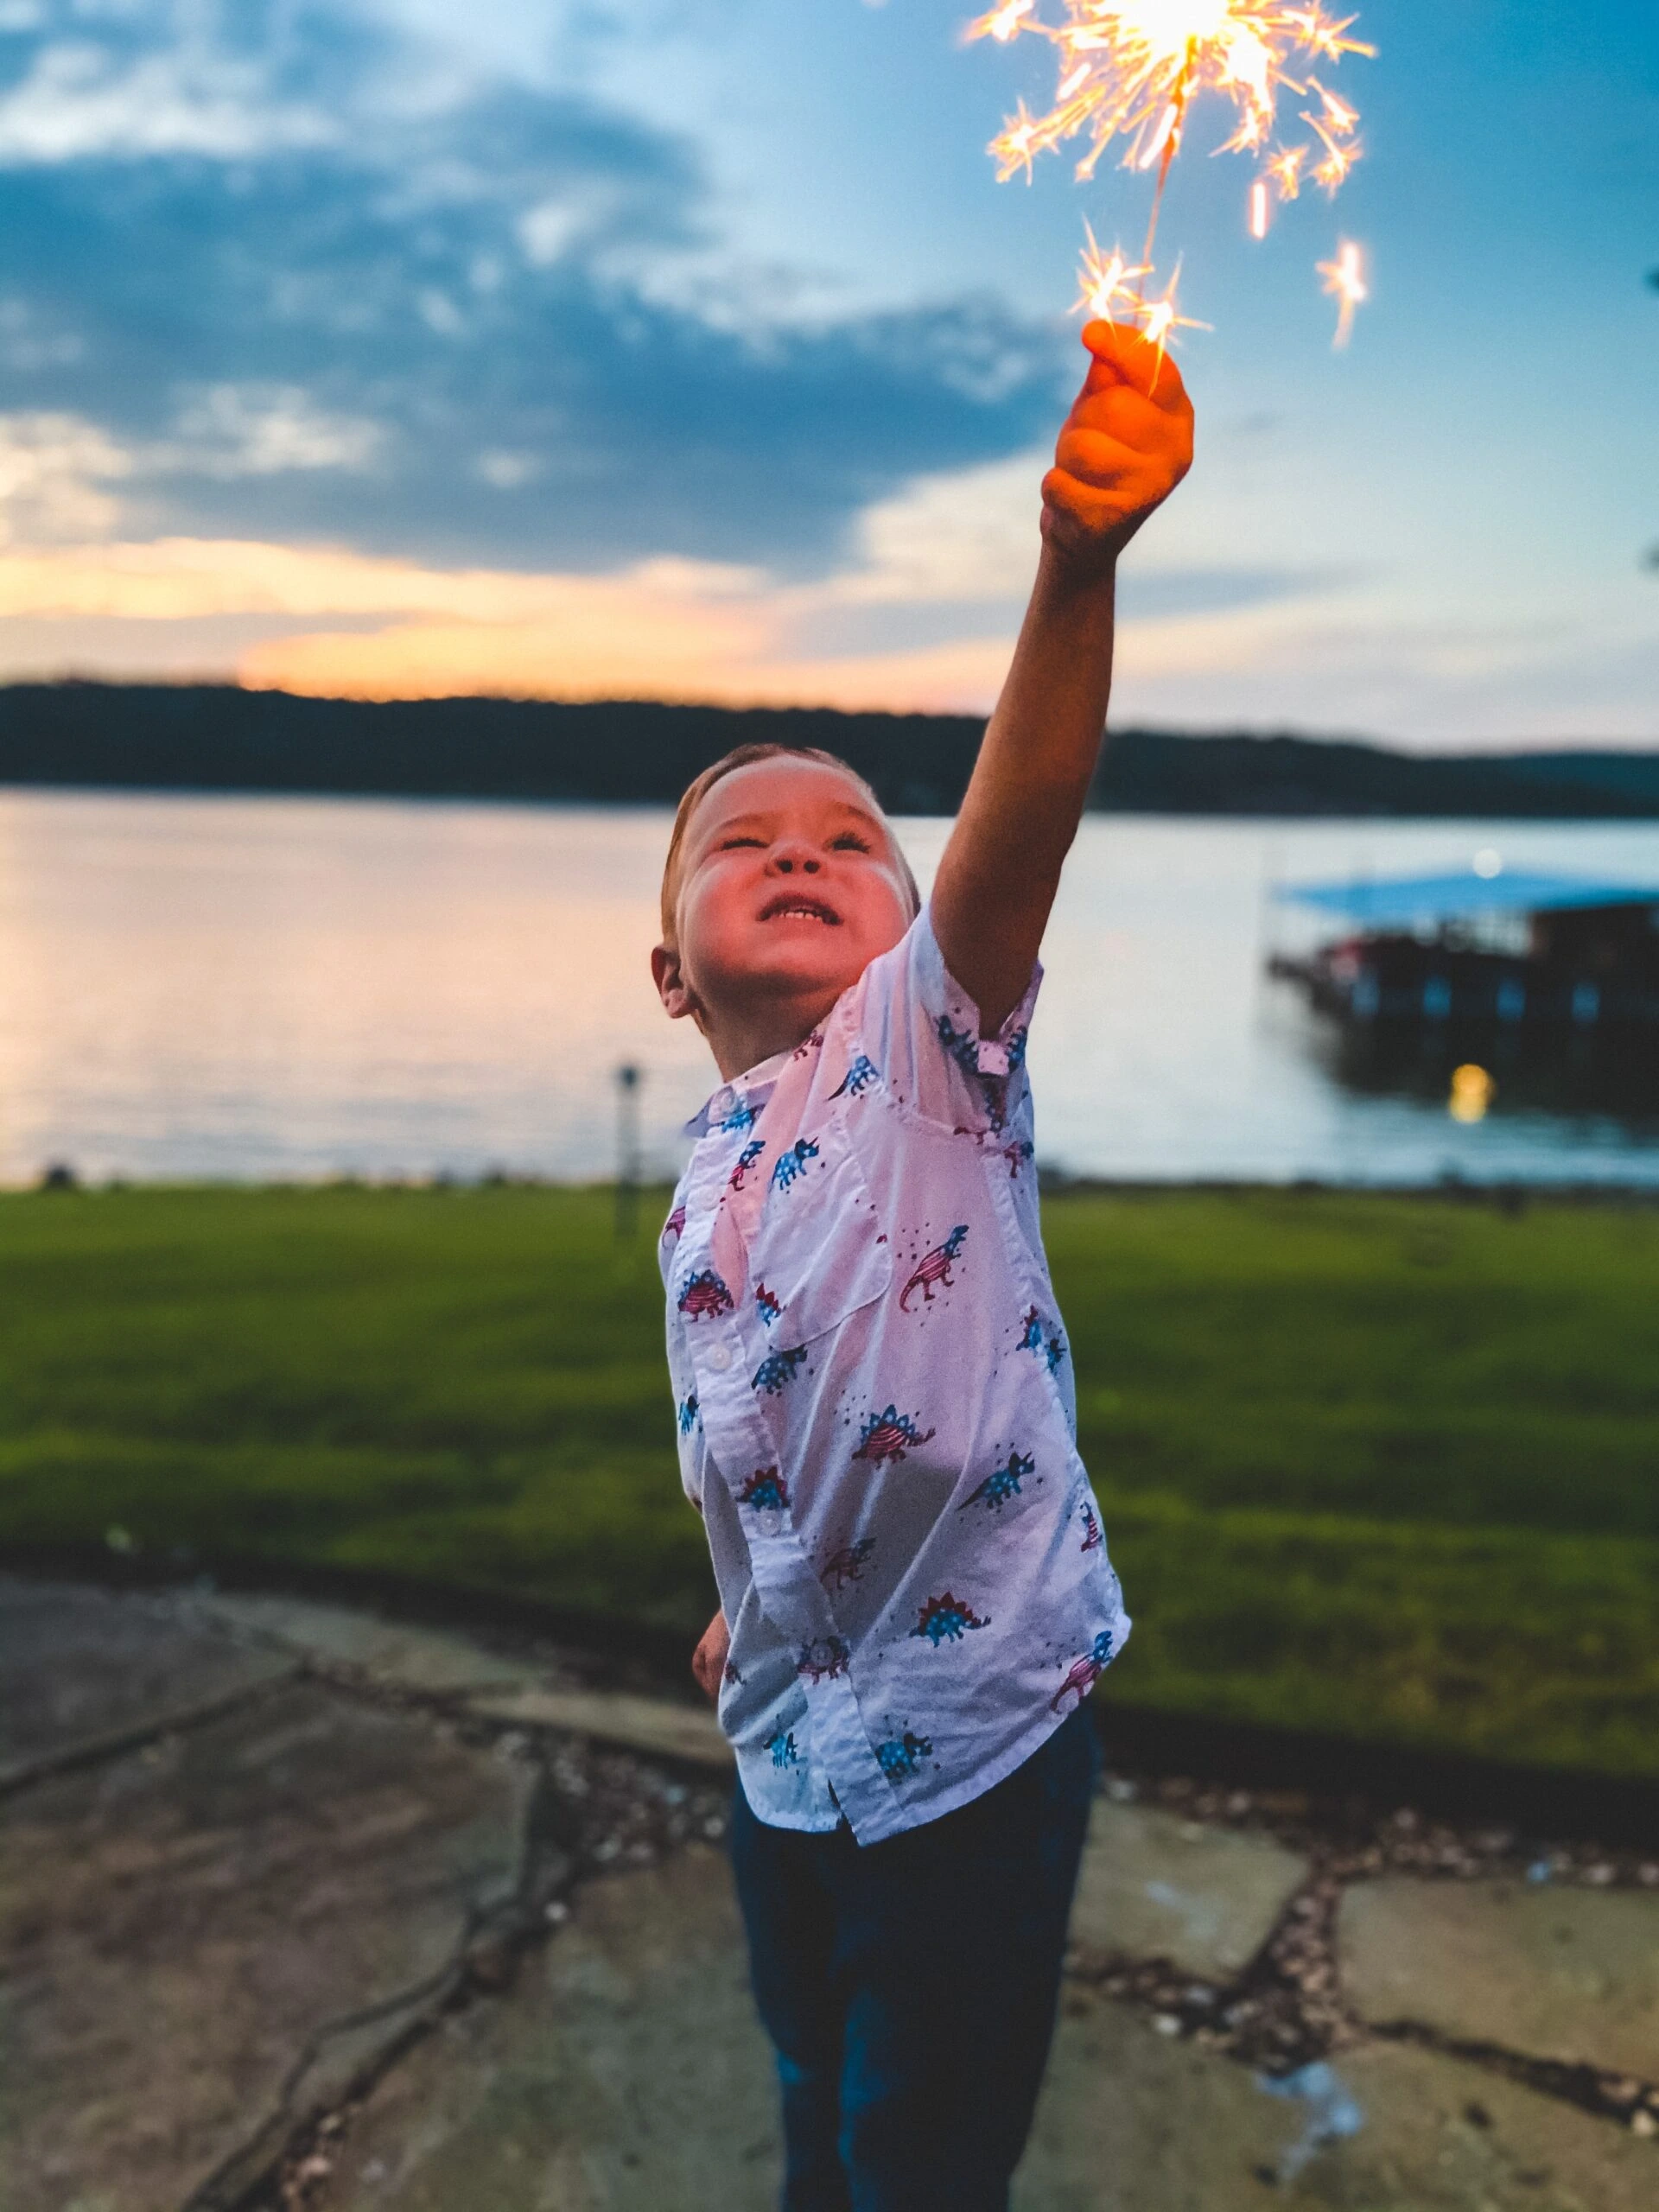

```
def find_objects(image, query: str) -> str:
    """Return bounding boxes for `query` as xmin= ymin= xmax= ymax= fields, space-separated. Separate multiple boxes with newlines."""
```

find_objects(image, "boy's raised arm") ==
xmin=931 ymin=321 xmax=1194 ymax=1036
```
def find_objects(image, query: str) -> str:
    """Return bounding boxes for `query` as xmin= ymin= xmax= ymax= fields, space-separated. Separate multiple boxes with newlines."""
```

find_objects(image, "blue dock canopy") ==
xmin=1274 ymin=870 xmax=1659 ymax=926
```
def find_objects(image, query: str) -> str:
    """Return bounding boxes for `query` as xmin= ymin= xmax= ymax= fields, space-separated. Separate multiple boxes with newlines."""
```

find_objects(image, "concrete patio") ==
xmin=3 ymin=1573 xmax=1654 ymax=2211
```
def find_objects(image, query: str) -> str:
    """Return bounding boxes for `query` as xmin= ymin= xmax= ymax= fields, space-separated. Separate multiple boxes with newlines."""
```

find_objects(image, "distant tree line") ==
xmin=1 ymin=682 xmax=1657 ymax=818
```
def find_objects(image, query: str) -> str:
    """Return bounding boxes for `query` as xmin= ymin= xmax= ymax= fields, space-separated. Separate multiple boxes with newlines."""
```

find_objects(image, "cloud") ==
xmin=0 ymin=411 xmax=130 ymax=542
xmin=0 ymin=3 xmax=1065 ymax=572
xmin=166 ymin=386 xmax=384 ymax=478
xmin=0 ymin=36 xmax=335 ymax=162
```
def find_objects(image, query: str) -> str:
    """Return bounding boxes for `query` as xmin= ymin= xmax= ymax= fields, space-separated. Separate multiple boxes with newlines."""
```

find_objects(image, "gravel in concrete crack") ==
xmin=1103 ymin=1770 xmax=1659 ymax=1893
xmin=264 ymin=1732 xmax=732 ymax=2211
xmin=1076 ymin=1772 xmax=1659 ymax=2142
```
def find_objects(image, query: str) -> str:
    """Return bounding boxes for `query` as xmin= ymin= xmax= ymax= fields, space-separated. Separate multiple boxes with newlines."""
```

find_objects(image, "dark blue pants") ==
xmin=728 ymin=1708 xmax=1100 ymax=2212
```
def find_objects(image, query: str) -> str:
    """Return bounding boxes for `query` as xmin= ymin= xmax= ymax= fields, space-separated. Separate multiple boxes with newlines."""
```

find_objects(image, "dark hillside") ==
xmin=2 ymin=682 xmax=1657 ymax=817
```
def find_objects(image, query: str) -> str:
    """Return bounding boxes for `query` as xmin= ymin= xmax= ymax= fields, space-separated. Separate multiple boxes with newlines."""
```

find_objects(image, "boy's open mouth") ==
xmin=759 ymin=893 xmax=842 ymax=926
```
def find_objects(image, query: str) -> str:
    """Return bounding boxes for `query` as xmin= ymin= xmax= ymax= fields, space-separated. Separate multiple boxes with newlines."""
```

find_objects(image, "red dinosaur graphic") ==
xmin=899 ymin=1224 xmax=969 ymax=1312
xmin=852 ymin=1404 xmax=936 ymax=1467
xmin=677 ymin=1268 xmax=734 ymax=1320
xmin=737 ymin=1465 xmax=790 ymax=1512
xmin=1050 ymin=1630 xmax=1116 ymax=1713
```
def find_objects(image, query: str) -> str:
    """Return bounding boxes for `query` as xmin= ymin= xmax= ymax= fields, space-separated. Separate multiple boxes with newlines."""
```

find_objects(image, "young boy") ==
xmin=652 ymin=319 xmax=1192 ymax=2211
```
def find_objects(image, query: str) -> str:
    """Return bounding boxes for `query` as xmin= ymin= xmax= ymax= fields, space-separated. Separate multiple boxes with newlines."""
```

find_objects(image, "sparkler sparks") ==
xmin=968 ymin=0 xmax=1374 ymax=345
xmin=1135 ymin=261 xmax=1210 ymax=378
xmin=1317 ymin=237 xmax=1366 ymax=346
xmin=1075 ymin=223 xmax=1151 ymax=320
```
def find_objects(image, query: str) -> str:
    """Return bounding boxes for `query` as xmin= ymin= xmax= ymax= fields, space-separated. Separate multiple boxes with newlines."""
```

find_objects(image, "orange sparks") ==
xmin=1074 ymin=225 xmax=1153 ymax=318
xmin=1317 ymin=238 xmax=1366 ymax=346
xmin=1138 ymin=265 xmax=1209 ymax=356
xmin=969 ymin=1 xmax=1374 ymax=342
xmin=973 ymin=2 xmax=1371 ymax=200
xmin=976 ymin=0 xmax=1036 ymax=42
xmin=1262 ymin=142 xmax=1307 ymax=200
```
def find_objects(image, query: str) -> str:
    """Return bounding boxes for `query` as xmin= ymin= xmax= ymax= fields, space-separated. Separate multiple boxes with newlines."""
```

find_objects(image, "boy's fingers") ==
xmin=1079 ymin=319 xmax=1192 ymax=412
xmin=1043 ymin=461 xmax=1162 ymax=521
xmin=1069 ymin=380 xmax=1179 ymax=450
xmin=1054 ymin=423 xmax=1189 ymax=496
xmin=1052 ymin=427 xmax=1153 ymax=489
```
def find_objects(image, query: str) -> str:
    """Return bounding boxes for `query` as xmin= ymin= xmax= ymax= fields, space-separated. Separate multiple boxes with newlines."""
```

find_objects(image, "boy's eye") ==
xmin=719 ymin=836 xmax=765 ymax=850
xmin=830 ymin=833 xmax=871 ymax=853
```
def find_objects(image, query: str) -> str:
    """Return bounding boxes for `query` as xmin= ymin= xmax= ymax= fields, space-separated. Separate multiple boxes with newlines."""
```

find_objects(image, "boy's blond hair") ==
xmin=659 ymin=742 xmax=920 ymax=948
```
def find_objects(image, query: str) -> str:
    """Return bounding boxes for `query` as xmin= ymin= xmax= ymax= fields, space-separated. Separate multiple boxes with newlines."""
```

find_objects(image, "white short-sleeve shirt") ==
xmin=660 ymin=902 xmax=1128 ymax=1845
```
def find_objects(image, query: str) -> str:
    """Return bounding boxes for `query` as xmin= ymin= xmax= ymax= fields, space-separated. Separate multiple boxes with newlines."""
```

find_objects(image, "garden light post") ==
xmin=614 ymin=1063 xmax=642 ymax=1241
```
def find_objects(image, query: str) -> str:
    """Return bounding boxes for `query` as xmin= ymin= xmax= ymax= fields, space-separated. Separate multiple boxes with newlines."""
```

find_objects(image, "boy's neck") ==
xmin=702 ymin=990 xmax=841 ymax=1084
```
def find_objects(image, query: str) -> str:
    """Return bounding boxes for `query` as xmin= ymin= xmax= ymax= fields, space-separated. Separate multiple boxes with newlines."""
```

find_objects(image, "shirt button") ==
xmin=706 ymin=1344 xmax=732 ymax=1373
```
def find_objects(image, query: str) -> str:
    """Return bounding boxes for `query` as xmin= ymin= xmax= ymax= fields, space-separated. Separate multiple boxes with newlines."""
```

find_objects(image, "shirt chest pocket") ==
xmin=747 ymin=1109 xmax=892 ymax=1352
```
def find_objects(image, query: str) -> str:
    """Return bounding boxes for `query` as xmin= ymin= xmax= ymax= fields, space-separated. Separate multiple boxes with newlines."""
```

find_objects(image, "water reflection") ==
xmin=1 ymin=790 xmax=1656 ymax=1187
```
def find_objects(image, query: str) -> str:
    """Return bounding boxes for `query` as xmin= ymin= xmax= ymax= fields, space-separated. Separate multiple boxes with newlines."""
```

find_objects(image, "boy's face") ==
xmin=654 ymin=757 xmax=915 ymax=1054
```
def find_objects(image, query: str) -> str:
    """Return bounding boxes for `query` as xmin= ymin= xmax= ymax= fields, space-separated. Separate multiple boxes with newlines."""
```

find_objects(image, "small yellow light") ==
xmin=1448 ymin=1064 xmax=1495 ymax=1124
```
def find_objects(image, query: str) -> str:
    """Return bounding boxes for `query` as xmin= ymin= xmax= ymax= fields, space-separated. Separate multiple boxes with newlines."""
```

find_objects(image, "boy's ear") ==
xmin=652 ymin=941 xmax=698 ymax=1023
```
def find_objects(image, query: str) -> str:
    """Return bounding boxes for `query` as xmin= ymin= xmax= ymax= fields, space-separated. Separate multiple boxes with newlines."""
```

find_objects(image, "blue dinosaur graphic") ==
xmin=910 ymin=1591 xmax=990 ymax=1647
xmin=877 ymin=1730 xmax=933 ymax=1781
xmin=766 ymin=1730 xmax=801 ymax=1770
xmin=729 ymin=1139 xmax=766 ymax=1191
xmin=936 ymin=1013 xmax=982 ymax=1078
xmin=753 ymin=1344 xmax=810 ymax=1395
xmin=959 ymin=1448 xmax=1034 ymax=1511
xmin=770 ymin=1137 xmax=821 ymax=1194
xmin=830 ymin=1054 xmax=880 ymax=1099
xmin=677 ymin=1392 xmax=699 ymax=1435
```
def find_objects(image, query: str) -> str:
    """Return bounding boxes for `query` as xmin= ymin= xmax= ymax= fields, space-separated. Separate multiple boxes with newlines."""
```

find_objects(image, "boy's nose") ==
xmin=769 ymin=846 xmax=822 ymax=875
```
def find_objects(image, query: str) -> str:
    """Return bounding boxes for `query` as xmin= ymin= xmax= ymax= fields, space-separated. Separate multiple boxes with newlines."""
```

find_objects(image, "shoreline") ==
xmin=8 ymin=1173 xmax=1659 ymax=1205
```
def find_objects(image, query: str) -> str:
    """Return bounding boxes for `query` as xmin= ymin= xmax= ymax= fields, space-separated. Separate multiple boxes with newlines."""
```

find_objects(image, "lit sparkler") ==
xmin=968 ymin=0 xmax=1374 ymax=344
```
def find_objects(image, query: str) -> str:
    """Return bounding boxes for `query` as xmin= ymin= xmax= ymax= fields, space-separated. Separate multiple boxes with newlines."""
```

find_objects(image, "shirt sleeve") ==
xmin=849 ymin=899 xmax=1041 ymax=1135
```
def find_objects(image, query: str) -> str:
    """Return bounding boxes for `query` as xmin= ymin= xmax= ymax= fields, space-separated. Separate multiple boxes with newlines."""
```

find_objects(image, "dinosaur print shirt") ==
xmin=661 ymin=903 xmax=1128 ymax=1845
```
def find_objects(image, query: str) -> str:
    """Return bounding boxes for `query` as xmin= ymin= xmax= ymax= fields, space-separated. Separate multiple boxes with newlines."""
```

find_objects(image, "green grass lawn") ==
xmin=3 ymin=1183 xmax=1656 ymax=1778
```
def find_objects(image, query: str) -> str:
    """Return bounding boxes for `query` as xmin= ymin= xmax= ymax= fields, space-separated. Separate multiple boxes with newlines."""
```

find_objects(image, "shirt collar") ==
xmin=683 ymin=1046 xmax=792 ymax=1140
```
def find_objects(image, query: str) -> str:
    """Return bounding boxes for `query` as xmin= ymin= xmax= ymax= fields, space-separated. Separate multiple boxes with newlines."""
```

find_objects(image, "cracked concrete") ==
xmin=1342 ymin=1877 xmax=1659 ymax=2082
xmin=0 ymin=1641 xmax=533 ymax=2212
xmin=0 ymin=1578 xmax=296 ymax=1790
xmin=1068 ymin=1797 xmax=1309 ymax=1980
xmin=2 ymin=1573 xmax=1655 ymax=2212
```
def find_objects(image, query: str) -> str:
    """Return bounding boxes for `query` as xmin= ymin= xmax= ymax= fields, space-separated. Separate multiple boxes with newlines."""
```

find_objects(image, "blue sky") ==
xmin=0 ymin=0 xmax=1652 ymax=741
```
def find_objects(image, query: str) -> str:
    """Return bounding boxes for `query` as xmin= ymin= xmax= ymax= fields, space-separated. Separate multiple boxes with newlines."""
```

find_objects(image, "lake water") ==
xmin=3 ymin=788 xmax=1657 ymax=1188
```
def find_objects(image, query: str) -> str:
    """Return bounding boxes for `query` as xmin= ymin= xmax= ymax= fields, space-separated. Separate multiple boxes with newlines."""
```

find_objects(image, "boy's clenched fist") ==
xmin=1041 ymin=320 xmax=1194 ymax=575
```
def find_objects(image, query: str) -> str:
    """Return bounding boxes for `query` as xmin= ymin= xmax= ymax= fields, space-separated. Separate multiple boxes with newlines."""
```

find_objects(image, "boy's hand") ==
xmin=1041 ymin=321 xmax=1194 ymax=577
xmin=691 ymin=1608 xmax=729 ymax=1703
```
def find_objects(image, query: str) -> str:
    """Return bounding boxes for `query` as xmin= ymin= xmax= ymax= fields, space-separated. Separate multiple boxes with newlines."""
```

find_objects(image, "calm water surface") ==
xmin=3 ymin=789 xmax=1657 ymax=1187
